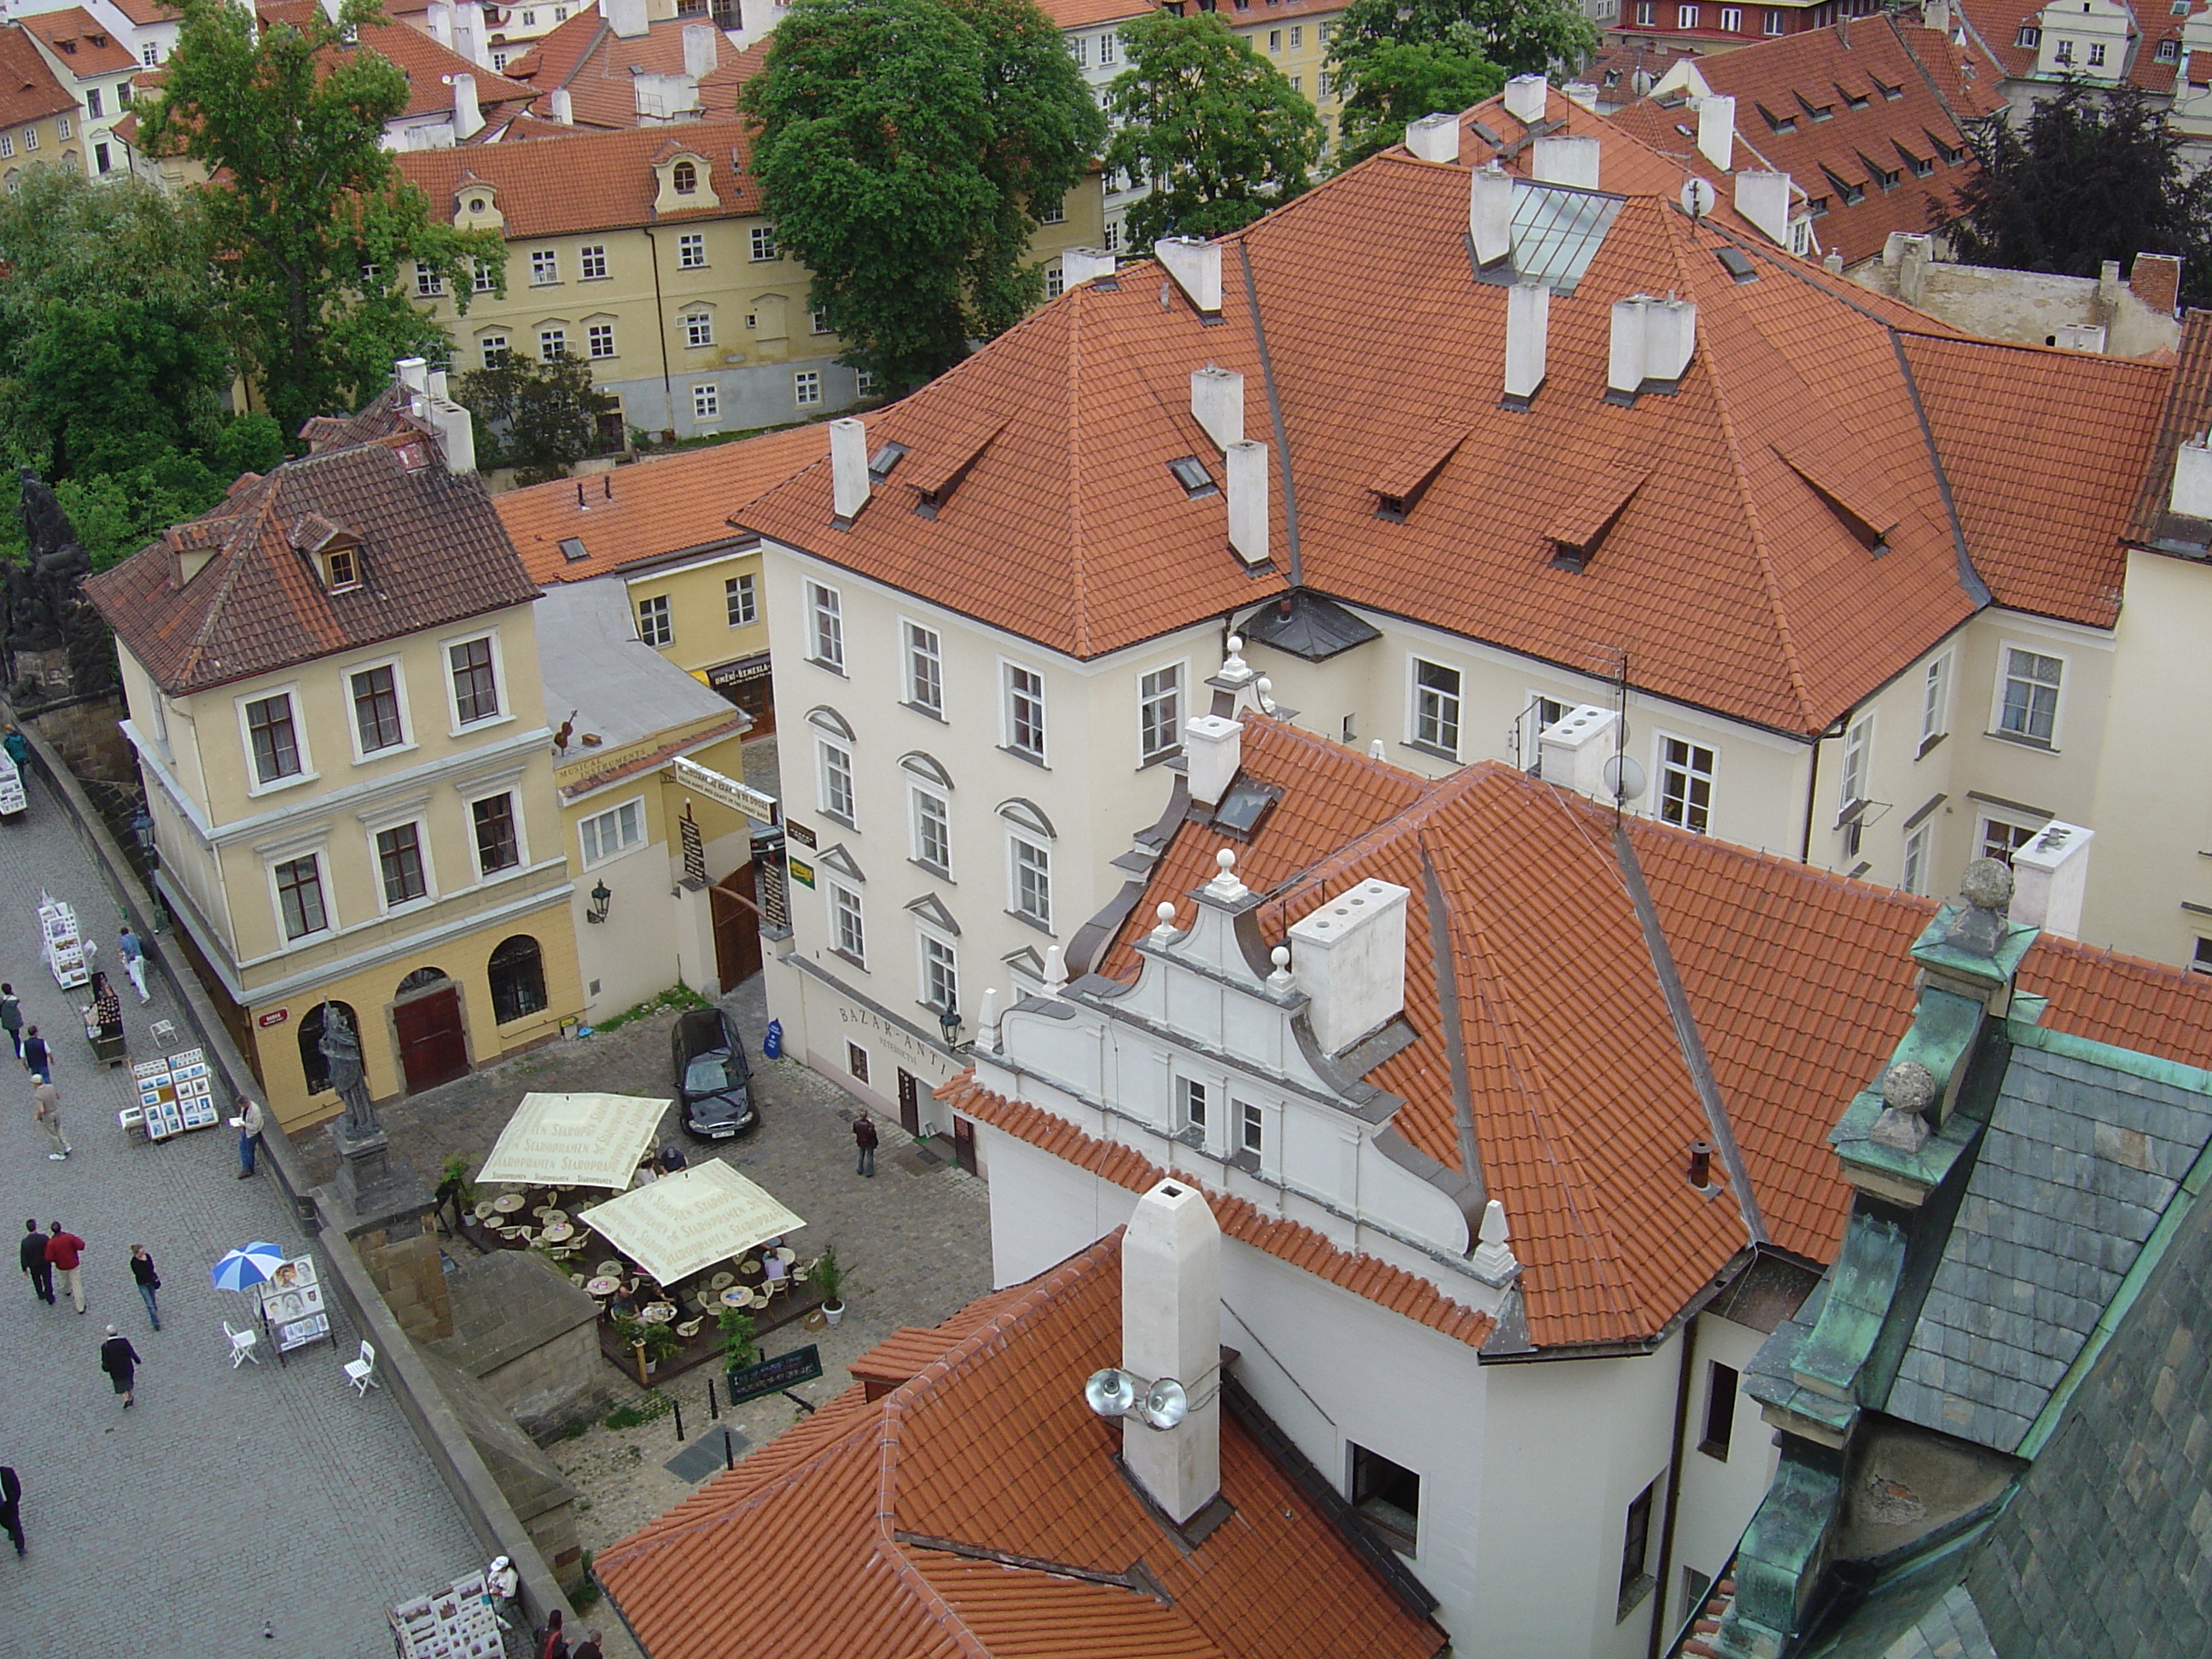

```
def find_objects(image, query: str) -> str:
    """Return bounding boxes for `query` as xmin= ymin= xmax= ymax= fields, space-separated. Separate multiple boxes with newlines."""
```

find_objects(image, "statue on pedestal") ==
xmin=5 ymin=472 xmax=109 ymax=697
xmin=321 ymin=1002 xmax=378 ymax=1141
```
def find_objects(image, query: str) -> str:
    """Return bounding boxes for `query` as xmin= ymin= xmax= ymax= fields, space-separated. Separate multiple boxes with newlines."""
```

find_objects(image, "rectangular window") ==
xmin=1998 ymin=648 xmax=2063 ymax=744
xmin=1678 ymin=2 xmax=1698 ymax=22
xmin=1620 ymin=1481 xmax=1657 ymax=1617
xmin=912 ymin=786 xmax=951 ymax=873
xmin=588 ymin=323 xmax=615 ymax=358
xmin=1012 ymin=835 xmax=1051 ymax=928
xmin=1006 ymin=663 xmax=1046 ymax=760
xmin=1413 ymin=659 xmax=1461 ymax=757
xmin=1268 ymin=28 xmax=1281 ymax=49
xmin=449 ymin=637 xmax=500 ymax=725
xmin=579 ymin=243 xmax=607 ymax=279
xmin=1901 ymin=822 xmax=1931 ymax=895
xmin=1045 ymin=262 xmax=1064 ymax=300
xmin=2160 ymin=37 xmax=2181 ymax=60
xmin=749 ymin=225 xmax=777 ymax=261
xmin=1699 ymin=1362 xmax=1738 ymax=1458
xmin=473 ymin=259 xmax=498 ymax=293
xmin=143 ymin=42 xmax=158 ymax=64
xmin=1178 ymin=1077 xmax=1208 ymax=1137
xmin=55 ymin=116 xmax=67 ymax=139
xmin=579 ymin=798 xmax=644 ymax=864
xmin=846 ymin=1039 xmax=870 ymax=1080
xmin=637 ymin=593 xmax=672 ymax=647
xmin=416 ymin=264 xmax=444 ymax=297
xmin=1659 ymin=737 xmax=1715 ymax=833
xmin=1100 ymin=28 xmax=1117 ymax=61
xmin=274 ymin=855 xmax=329 ymax=940
xmin=529 ymin=248 xmax=558 ymax=285
xmin=2017 ymin=23 xmax=2040 ymax=45
xmin=21 ymin=128 xmax=36 ymax=151
xmin=376 ymin=823 xmax=428 ymax=907
xmin=246 ymin=694 xmax=302 ymax=785
xmin=691 ymin=381 xmax=719 ymax=422
xmin=678 ymin=232 xmax=707 ymax=269
xmin=1290 ymin=23 xmax=1301 ymax=44
xmin=1070 ymin=32 xmax=1088 ymax=64
xmin=0 ymin=136 xmax=14 ymax=158
xmin=812 ymin=308 xmax=832 ymax=335
xmin=1839 ymin=715 xmax=1872 ymax=809
xmin=808 ymin=582 xmax=844 ymax=670
xmin=350 ymin=666 xmax=405 ymax=754
xmin=1239 ymin=1099 xmax=1263 ymax=1155
xmin=1720 ymin=4 xmax=1741 ymax=26
xmin=1039 ymin=195 xmax=1066 ymax=224
xmin=794 ymin=370 xmax=822 ymax=406
xmin=1139 ymin=665 xmax=1181 ymax=761
xmin=1351 ymin=1445 xmax=1420 ymax=1555
xmin=1920 ymin=655 xmax=1950 ymax=751
xmin=685 ymin=311 xmax=714 ymax=348
xmin=920 ymin=930 xmax=958 ymax=1014
xmin=481 ymin=334 xmax=509 ymax=367
xmin=2054 ymin=38 xmax=2073 ymax=61
xmin=2192 ymin=938 xmax=2212 ymax=976
xmin=86 ymin=87 xmax=102 ymax=118
xmin=1979 ymin=814 xmax=2040 ymax=865
xmin=2088 ymin=40 xmax=2106 ymax=63
xmin=1765 ymin=6 xmax=1784 ymax=28
xmin=888 ymin=625 xmax=940 ymax=718
xmin=830 ymin=882 xmax=865 ymax=963
xmin=856 ymin=369 xmax=878 ymax=398
xmin=725 ymin=573 xmax=758 ymax=626
xmin=819 ymin=740 xmax=855 ymax=824
xmin=538 ymin=329 xmax=567 ymax=361
xmin=473 ymin=793 xmax=521 ymax=875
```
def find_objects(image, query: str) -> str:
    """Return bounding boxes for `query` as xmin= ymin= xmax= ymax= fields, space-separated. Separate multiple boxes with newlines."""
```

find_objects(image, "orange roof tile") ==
xmin=1035 ymin=0 xmax=1152 ymax=26
xmin=395 ymin=115 xmax=757 ymax=237
xmin=1955 ymin=0 xmax=2045 ymax=78
xmin=256 ymin=3 xmax=538 ymax=120
xmin=596 ymin=1236 xmax=1450 ymax=1659
xmin=495 ymin=424 xmax=827 ymax=584
xmin=1068 ymin=716 xmax=2212 ymax=1349
xmin=502 ymin=11 xmax=760 ymax=128
xmin=2125 ymin=308 xmax=2212 ymax=546
xmin=0 ymin=26 xmax=78 ymax=127
xmin=737 ymin=84 xmax=2169 ymax=735
xmin=19 ymin=8 xmax=136 ymax=74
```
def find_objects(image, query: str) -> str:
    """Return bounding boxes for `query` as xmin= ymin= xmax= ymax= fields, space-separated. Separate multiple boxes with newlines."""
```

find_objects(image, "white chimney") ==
xmin=1696 ymin=93 xmax=1735 ymax=172
xmin=2173 ymin=438 xmax=2212 ymax=518
xmin=633 ymin=71 xmax=697 ymax=121
xmin=1061 ymin=246 xmax=1116 ymax=286
xmin=1563 ymin=80 xmax=1601 ymax=112
xmin=546 ymin=87 xmax=573 ymax=125
xmin=1531 ymin=133 xmax=1600 ymax=189
xmin=1156 ymin=236 xmax=1222 ymax=315
xmin=1609 ymin=296 xmax=1650 ymax=396
xmin=1121 ymin=1179 xmax=1221 ymax=1527
xmin=1503 ymin=73 xmax=1549 ymax=125
xmin=602 ymin=0 xmax=649 ymax=36
xmin=2009 ymin=821 xmax=2093 ymax=938
xmin=1289 ymin=879 xmax=1410 ymax=1054
xmin=1190 ymin=365 xmax=1243 ymax=451
xmin=1470 ymin=162 xmax=1514 ymax=268
xmin=427 ymin=394 xmax=475 ymax=475
xmin=1735 ymin=171 xmax=1792 ymax=247
xmin=1537 ymin=705 xmax=1618 ymax=798
xmin=1923 ymin=0 xmax=1950 ymax=32
xmin=1405 ymin=110 xmax=1458 ymax=162
xmin=425 ymin=368 xmax=450 ymax=401
xmin=427 ymin=0 xmax=453 ymax=45
xmin=448 ymin=72 xmax=482 ymax=141
xmin=395 ymin=357 xmax=430 ymax=395
xmin=683 ymin=20 xmax=719 ymax=78
xmin=1505 ymin=279 xmax=1548 ymax=403
xmin=1184 ymin=714 xmax=1243 ymax=807
xmin=451 ymin=5 xmax=490 ymax=66
xmin=1225 ymin=439 xmax=1268 ymax=565
xmin=1644 ymin=296 xmax=1697 ymax=382
xmin=829 ymin=416 xmax=869 ymax=521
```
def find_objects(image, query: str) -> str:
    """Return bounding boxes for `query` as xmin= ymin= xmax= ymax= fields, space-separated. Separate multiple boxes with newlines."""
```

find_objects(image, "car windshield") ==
xmin=684 ymin=1051 xmax=734 ymax=1094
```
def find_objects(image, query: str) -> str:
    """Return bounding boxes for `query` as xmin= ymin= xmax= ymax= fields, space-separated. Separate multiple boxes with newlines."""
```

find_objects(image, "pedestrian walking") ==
xmin=569 ymin=1632 xmax=604 ymax=1659
xmin=235 ymin=1097 xmax=265 ymax=1179
xmin=32 ymin=1078 xmax=67 ymax=1161
xmin=0 ymin=983 xmax=21 ymax=1059
xmin=116 ymin=927 xmax=148 ymax=1004
xmin=0 ymin=1465 xmax=21 ymax=1557
xmin=853 ymin=1112 xmax=878 ymax=1178
xmin=129 ymin=1245 xmax=160 ymax=1331
xmin=20 ymin=1027 xmax=49 ymax=1085
xmin=533 ymin=1608 xmax=568 ymax=1659
xmin=98 ymin=1325 xmax=139 ymax=1407
xmin=19 ymin=1219 xmax=52 ymax=1306
xmin=45 ymin=1222 xmax=84 ymax=1314
xmin=1 ymin=725 xmax=26 ymax=771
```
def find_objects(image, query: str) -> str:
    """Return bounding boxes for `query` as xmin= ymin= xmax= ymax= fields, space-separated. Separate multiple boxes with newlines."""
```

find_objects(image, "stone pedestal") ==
xmin=323 ymin=1149 xmax=452 ymax=1344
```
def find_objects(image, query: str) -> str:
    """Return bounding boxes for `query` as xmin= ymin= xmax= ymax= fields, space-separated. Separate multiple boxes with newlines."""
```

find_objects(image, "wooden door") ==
xmin=951 ymin=1115 xmax=977 ymax=1176
xmin=711 ymin=862 xmax=763 ymax=989
xmin=896 ymin=1068 xmax=921 ymax=1138
xmin=393 ymin=986 xmax=469 ymax=1093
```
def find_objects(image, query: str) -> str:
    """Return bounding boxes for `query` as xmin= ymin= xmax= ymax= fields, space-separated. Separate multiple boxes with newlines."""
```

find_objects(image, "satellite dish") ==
xmin=1139 ymin=1377 xmax=1190 ymax=1431
xmin=1680 ymin=178 xmax=1717 ymax=219
xmin=1604 ymin=754 xmax=1647 ymax=803
xmin=1085 ymin=1368 xmax=1138 ymax=1419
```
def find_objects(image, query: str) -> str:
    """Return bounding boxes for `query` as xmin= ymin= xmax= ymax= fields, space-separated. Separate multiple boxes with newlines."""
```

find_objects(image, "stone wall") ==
xmin=1856 ymin=236 xmax=2184 ymax=358
xmin=346 ymin=1205 xmax=457 ymax=1343
xmin=429 ymin=1249 xmax=610 ymax=1439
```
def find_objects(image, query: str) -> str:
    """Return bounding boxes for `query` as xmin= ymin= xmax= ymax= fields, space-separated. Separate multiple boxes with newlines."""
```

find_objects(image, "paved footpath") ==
xmin=0 ymin=780 xmax=480 ymax=1659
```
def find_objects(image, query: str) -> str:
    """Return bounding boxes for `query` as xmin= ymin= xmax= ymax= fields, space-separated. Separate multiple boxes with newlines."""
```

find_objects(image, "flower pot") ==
xmin=824 ymin=1301 xmax=846 ymax=1327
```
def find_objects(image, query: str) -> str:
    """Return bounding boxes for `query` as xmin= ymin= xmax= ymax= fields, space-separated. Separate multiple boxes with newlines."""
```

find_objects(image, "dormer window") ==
xmin=673 ymin=160 xmax=697 ymax=194
xmin=323 ymin=546 xmax=360 ymax=591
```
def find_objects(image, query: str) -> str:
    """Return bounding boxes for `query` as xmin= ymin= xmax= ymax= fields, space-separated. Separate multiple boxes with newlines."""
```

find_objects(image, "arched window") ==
xmin=397 ymin=966 xmax=449 ymax=998
xmin=899 ymin=751 xmax=953 ymax=789
xmin=298 ymin=1000 xmax=358 ymax=1095
xmin=672 ymin=160 xmax=696 ymax=195
xmin=997 ymin=797 xmax=1057 ymax=840
xmin=488 ymin=935 xmax=547 ymax=1026
xmin=806 ymin=705 xmax=856 ymax=740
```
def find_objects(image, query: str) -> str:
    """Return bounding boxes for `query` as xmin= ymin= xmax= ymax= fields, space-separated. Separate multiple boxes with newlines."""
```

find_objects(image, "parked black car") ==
xmin=673 ymin=1008 xmax=758 ymax=1140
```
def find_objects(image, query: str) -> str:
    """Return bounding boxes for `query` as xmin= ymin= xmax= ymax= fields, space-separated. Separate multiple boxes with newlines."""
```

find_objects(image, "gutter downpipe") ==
xmin=1649 ymin=1313 xmax=1699 ymax=1659
xmin=645 ymin=224 xmax=674 ymax=438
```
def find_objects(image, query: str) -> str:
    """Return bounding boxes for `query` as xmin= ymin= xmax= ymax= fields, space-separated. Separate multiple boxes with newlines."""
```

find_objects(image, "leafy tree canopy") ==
xmin=138 ymin=0 xmax=504 ymax=439
xmin=1328 ymin=0 xmax=1596 ymax=85
xmin=1103 ymin=9 xmax=1324 ymax=246
xmin=1949 ymin=84 xmax=2212 ymax=308
xmin=1333 ymin=27 xmax=1504 ymax=172
xmin=742 ymin=0 xmax=1103 ymax=392
xmin=455 ymin=355 xmax=618 ymax=486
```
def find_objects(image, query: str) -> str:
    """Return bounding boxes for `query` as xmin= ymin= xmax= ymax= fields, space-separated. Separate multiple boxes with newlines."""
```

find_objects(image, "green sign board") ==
xmin=788 ymin=858 xmax=815 ymax=888
xmin=725 ymin=1343 xmax=824 ymax=1405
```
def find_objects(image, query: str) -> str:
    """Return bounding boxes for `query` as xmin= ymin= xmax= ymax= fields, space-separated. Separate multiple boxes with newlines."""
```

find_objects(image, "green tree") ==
xmin=742 ymin=0 xmax=1103 ymax=392
xmin=137 ymin=0 xmax=504 ymax=439
xmin=1332 ymin=28 xmax=1504 ymax=172
xmin=1103 ymin=10 xmax=1324 ymax=246
xmin=1949 ymin=84 xmax=2212 ymax=307
xmin=1328 ymin=0 xmax=1597 ymax=87
xmin=454 ymin=355 xmax=618 ymax=485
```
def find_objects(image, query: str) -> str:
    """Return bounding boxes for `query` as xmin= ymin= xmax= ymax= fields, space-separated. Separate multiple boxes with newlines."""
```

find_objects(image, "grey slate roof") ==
xmin=1884 ymin=1041 xmax=2212 ymax=1453
xmin=1877 ymin=1585 xmax=1999 ymax=1659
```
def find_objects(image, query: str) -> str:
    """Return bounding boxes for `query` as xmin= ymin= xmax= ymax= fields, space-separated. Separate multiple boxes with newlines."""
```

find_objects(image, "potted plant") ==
xmin=812 ymin=1244 xmax=847 ymax=1327
xmin=608 ymin=1313 xmax=652 ymax=1385
xmin=435 ymin=1154 xmax=476 ymax=1232
xmin=638 ymin=1318 xmax=683 ymax=1376
xmin=718 ymin=1308 xmax=759 ymax=1386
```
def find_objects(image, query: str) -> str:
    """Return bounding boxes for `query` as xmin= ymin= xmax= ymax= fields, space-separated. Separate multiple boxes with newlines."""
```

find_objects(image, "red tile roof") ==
xmin=251 ymin=2 xmax=538 ymax=120
xmin=1066 ymin=716 xmax=2212 ymax=1349
xmin=1954 ymin=0 xmax=2046 ymax=77
xmin=1036 ymin=0 xmax=1153 ymax=26
xmin=595 ymin=1235 xmax=1451 ymax=1659
xmin=495 ymin=423 xmax=826 ymax=585
xmin=500 ymin=11 xmax=761 ymax=128
xmin=108 ymin=0 xmax=179 ymax=25
xmin=736 ymin=84 xmax=2170 ymax=736
xmin=0 ymin=26 xmax=79 ymax=126
xmin=394 ymin=115 xmax=758 ymax=237
xmin=20 ymin=8 xmax=137 ymax=75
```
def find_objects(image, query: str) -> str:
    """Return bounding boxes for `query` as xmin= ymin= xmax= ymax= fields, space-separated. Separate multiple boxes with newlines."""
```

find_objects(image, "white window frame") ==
xmin=1410 ymin=657 xmax=1462 ymax=760
xmin=370 ymin=817 xmax=436 ymax=913
xmin=749 ymin=224 xmax=777 ymax=262
xmin=1919 ymin=653 xmax=1951 ymax=754
xmin=1003 ymin=660 xmax=1047 ymax=763
xmin=529 ymin=247 xmax=559 ymax=286
xmin=587 ymin=322 xmax=616 ymax=359
xmin=808 ymin=580 xmax=846 ymax=672
xmin=1656 ymin=732 xmax=1716 ymax=834
xmin=828 ymin=881 xmax=865 ymax=966
xmin=917 ymin=924 xmax=959 ymax=1016
xmin=636 ymin=592 xmax=672 ymax=648
xmin=1838 ymin=713 xmax=1873 ymax=811
xmin=579 ymin=243 xmax=608 ymax=280
xmin=444 ymin=630 xmax=509 ymax=733
xmin=345 ymin=655 xmax=413 ymax=763
xmin=236 ymin=684 xmax=315 ymax=795
xmin=480 ymin=333 xmax=509 ymax=368
xmin=1991 ymin=642 xmax=2067 ymax=748
xmin=579 ymin=795 xmax=646 ymax=867
xmin=1138 ymin=661 xmax=1185 ymax=763
xmin=903 ymin=620 xmax=944 ymax=716
xmin=268 ymin=847 xmax=335 ymax=942
xmin=678 ymin=231 xmax=707 ymax=269
xmin=684 ymin=310 xmax=715 ymax=349
xmin=1901 ymin=821 xmax=1931 ymax=895
xmin=911 ymin=783 xmax=952 ymax=876
xmin=1976 ymin=809 xmax=2045 ymax=866
xmin=691 ymin=381 xmax=719 ymax=422
xmin=1009 ymin=830 xmax=1052 ymax=929
xmin=1175 ymin=1076 xmax=1209 ymax=1145
xmin=818 ymin=738 xmax=857 ymax=826
xmin=1237 ymin=1097 xmax=1266 ymax=1160
xmin=726 ymin=573 xmax=758 ymax=627
xmin=794 ymin=370 xmax=822 ymax=407
xmin=1720 ymin=4 xmax=1741 ymax=26
xmin=538 ymin=327 xmax=567 ymax=362
xmin=464 ymin=784 xmax=530 ymax=881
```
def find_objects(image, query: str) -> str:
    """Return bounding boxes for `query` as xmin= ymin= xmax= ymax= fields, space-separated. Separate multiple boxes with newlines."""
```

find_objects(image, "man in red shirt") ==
xmin=44 ymin=1222 xmax=84 ymax=1314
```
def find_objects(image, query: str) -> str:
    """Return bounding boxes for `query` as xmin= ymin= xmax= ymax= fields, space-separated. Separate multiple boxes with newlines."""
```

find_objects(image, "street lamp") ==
xmin=586 ymin=881 xmax=612 ymax=924
xmin=938 ymin=1004 xmax=961 ymax=1047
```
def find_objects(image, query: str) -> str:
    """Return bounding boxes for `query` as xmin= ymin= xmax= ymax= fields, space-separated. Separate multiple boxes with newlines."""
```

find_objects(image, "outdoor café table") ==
xmin=586 ymin=1277 xmax=621 ymax=1297
xmin=542 ymin=1222 xmax=575 ymax=1243
xmin=491 ymin=1194 xmax=526 ymax=1214
xmin=721 ymin=1286 xmax=759 ymax=1309
xmin=641 ymin=1302 xmax=678 ymax=1323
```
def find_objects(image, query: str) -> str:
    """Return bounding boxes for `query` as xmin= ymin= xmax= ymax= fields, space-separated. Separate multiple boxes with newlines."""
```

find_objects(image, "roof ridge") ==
xmin=175 ymin=485 xmax=277 ymax=684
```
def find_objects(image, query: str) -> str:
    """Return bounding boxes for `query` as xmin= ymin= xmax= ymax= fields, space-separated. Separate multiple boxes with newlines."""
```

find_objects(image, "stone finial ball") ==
xmin=1959 ymin=858 xmax=2013 ymax=911
xmin=1155 ymin=901 xmax=1176 ymax=925
xmin=1882 ymin=1059 xmax=1938 ymax=1116
xmin=1216 ymin=847 xmax=1237 ymax=873
xmin=1270 ymin=945 xmax=1290 ymax=969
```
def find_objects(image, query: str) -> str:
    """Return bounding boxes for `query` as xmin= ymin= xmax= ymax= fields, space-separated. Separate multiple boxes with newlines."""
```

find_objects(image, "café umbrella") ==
xmin=212 ymin=1242 xmax=286 ymax=1292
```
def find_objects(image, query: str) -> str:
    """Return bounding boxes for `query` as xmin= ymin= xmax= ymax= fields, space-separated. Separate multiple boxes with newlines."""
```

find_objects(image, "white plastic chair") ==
xmin=223 ymin=1319 xmax=261 ymax=1368
xmin=343 ymin=1340 xmax=379 ymax=1397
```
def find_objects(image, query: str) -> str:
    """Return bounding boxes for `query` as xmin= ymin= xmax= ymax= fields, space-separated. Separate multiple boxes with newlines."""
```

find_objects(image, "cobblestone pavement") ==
xmin=0 ymin=777 xmax=481 ymax=1659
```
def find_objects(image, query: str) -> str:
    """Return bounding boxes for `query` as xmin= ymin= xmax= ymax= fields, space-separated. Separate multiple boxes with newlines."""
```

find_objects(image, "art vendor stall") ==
xmin=123 ymin=1048 xmax=218 ymax=1141
xmin=38 ymin=893 xmax=85 ymax=989
xmin=258 ymin=1253 xmax=333 ymax=1363
xmin=389 ymin=1569 xmax=502 ymax=1659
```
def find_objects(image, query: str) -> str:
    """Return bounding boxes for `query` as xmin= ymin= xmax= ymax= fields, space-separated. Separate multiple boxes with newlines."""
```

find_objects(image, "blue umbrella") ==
xmin=212 ymin=1242 xmax=285 ymax=1292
